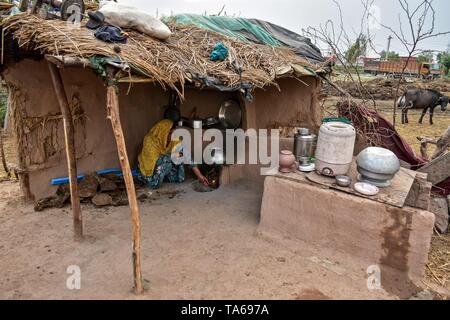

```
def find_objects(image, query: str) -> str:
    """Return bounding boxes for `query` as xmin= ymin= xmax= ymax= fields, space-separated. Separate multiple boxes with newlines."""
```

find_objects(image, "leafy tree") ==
xmin=380 ymin=50 xmax=400 ymax=60
xmin=437 ymin=52 xmax=450 ymax=74
xmin=345 ymin=35 xmax=368 ymax=64
xmin=417 ymin=51 xmax=434 ymax=64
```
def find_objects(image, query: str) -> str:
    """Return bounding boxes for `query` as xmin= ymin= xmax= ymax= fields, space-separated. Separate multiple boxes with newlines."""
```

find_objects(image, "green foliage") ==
xmin=0 ymin=87 xmax=8 ymax=129
xmin=417 ymin=51 xmax=434 ymax=64
xmin=437 ymin=52 xmax=450 ymax=74
xmin=380 ymin=50 xmax=400 ymax=60
xmin=345 ymin=35 xmax=368 ymax=64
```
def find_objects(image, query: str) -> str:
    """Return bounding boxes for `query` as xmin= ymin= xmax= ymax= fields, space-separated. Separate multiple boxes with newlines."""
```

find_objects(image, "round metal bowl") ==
xmin=335 ymin=175 xmax=352 ymax=187
xmin=218 ymin=100 xmax=242 ymax=129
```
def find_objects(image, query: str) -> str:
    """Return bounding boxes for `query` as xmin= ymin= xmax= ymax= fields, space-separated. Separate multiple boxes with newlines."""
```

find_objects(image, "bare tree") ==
xmin=367 ymin=0 xmax=450 ymax=127
xmin=303 ymin=0 xmax=378 ymax=108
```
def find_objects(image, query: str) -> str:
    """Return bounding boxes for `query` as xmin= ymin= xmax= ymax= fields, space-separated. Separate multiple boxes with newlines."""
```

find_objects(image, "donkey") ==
xmin=397 ymin=89 xmax=449 ymax=125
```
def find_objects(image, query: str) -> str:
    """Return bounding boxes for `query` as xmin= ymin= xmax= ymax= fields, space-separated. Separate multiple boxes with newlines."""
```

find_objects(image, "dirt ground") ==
xmin=0 ymin=178 xmax=399 ymax=300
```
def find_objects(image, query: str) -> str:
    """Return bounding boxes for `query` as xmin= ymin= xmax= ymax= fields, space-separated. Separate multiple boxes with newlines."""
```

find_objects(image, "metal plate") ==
xmin=218 ymin=100 xmax=242 ymax=129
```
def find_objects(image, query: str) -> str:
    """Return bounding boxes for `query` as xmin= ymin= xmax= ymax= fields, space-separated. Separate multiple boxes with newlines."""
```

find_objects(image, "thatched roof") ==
xmin=1 ymin=13 xmax=327 ymax=95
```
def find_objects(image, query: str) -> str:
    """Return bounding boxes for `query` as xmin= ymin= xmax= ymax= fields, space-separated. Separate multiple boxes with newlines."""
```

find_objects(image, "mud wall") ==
xmin=245 ymin=76 xmax=322 ymax=132
xmin=3 ymin=59 xmax=320 ymax=199
xmin=259 ymin=176 xmax=435 ymax=298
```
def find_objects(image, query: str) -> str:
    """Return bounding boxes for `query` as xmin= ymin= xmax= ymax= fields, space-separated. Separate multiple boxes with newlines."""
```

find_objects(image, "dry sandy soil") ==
xmin=0 ymin=178 xmax=398 ymax=300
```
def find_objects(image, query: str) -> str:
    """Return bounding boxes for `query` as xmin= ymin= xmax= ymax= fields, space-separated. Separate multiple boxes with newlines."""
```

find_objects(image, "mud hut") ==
xmin=0 ymin=12 xmax=328 ymax=293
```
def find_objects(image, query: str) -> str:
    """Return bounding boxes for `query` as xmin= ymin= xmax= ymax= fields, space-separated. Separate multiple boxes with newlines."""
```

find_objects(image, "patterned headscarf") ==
xmin=138 ymin=119 xmax=179 ymax=177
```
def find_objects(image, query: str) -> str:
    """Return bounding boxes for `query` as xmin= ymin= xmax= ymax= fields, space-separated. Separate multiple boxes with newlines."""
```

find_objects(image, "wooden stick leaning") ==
xmin=106 ymin=67 xmax=144 ymax=294
xmin=47 ymin=60 xmax=83 ymax=241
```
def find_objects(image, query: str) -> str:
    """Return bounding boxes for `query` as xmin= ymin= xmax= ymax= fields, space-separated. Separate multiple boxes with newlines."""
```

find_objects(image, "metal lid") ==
xmin=296 ymin=133 xmax=317 ymax=141
xmin=298 ymin=128 xmax=310 ymax=136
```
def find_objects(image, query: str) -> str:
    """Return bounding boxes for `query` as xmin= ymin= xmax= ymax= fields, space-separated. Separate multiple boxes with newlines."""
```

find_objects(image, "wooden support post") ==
xmin=106 ymin=70 xmax=144 ymax=295
xmin=0 ymin=129 xmax=10 ymax=178
xmin=47 ymin=61 xmax=83 ymax=241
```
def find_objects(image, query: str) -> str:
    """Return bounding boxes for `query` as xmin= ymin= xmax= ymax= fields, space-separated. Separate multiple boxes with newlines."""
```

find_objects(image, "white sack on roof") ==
xmin=99 ymin=1 xmax=171 ymax=40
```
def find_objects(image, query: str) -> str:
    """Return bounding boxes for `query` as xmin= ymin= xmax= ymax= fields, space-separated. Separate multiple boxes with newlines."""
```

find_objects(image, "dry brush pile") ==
xmin=322 ymin=77 xmax=450 ymax=101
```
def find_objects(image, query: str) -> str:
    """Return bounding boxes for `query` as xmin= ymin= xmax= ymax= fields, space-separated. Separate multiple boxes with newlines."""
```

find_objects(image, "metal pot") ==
xmin=191 ymin=119 xmax=203 ymax=129
xmin=294 ymin=128 xmax=317 ymax=162
xmin=356 ymin=147 xmax=400 ymax=187
xmin=177 ymin=117 xmax=189 ymax=127
xmin=210 ymin=147 xmax=225 ymax=165
xmin=203 ymin=116 xmax=220 ymax=128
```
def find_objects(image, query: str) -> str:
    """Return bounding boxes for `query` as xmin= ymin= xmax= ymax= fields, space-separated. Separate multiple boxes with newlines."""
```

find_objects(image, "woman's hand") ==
xmin=198 ymin=175 xmax=209 ymax=187
xmin=192 ymin=167 xmax=209 ymax=186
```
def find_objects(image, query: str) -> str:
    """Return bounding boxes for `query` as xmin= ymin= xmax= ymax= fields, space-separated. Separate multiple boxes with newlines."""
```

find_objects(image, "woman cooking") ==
xmin=137 ymin=119 xmax=208 ymax=189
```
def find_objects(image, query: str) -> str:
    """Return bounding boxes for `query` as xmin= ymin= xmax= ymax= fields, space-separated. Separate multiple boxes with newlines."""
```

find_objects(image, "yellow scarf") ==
xmin=138 ymin=119 xmax=179 ymax=177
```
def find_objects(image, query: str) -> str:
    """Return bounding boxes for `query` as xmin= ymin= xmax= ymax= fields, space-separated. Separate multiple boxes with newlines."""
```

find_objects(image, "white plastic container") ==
xmin=315 ymin=122 xmax=356 ymax=176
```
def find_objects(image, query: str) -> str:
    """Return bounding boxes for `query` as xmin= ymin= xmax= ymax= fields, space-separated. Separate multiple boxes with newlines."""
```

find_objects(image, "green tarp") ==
xmin=165 ymin=14 xmax=325 ymax=65
xmin=165 ymin=14 xmax=280 ymax=47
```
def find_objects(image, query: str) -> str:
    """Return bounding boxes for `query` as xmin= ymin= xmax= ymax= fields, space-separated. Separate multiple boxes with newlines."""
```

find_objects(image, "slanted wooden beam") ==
xmin=106 ymin=68 xmax=144 ymax=295
xmin=45 ymin=55 xmax=91 ymax=69
xmin=47 ymin=61 xmax=83 ymax=241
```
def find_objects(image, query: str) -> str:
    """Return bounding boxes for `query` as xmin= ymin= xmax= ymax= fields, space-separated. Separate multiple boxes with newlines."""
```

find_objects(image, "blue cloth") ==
xmin=210 ymin=42 xmax=229 ymax=61
xmin=137 ymin=155 xmax=185 ymax=189
xmin=95 ymin=25 xmax=128 ymax=44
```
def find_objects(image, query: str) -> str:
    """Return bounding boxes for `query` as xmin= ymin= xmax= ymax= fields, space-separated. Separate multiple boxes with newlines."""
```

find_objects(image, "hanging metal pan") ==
xmin=218 ymin=100 xmax=242 ymax=129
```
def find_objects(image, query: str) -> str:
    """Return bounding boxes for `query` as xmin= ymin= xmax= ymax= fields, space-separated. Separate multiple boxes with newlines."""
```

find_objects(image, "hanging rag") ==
xmin=210 ymin=42 xmax=229 ymax=62
xmin=94 ymin=25 xmax=128 ymax=44
xmin=138 ymin=120 xmax=180 ymax=177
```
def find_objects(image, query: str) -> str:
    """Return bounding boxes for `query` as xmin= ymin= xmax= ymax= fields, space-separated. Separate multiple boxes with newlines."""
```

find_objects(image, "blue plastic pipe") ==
xmin=51 ymin=168 xmax=138 ymax=186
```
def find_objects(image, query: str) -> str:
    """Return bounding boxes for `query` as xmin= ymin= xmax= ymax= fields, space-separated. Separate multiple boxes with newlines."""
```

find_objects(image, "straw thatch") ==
xmin=1 ymin=13 xmax=325 ymax=95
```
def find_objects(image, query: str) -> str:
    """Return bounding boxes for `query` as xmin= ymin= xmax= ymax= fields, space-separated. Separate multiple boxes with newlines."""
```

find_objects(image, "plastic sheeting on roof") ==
xmin=166 ymin=14 xmax=325 ymax=65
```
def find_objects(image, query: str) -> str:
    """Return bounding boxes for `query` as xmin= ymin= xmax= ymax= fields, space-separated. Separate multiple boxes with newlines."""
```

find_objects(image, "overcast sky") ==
xmin=121 ymin=0 xmax=450 ymax=58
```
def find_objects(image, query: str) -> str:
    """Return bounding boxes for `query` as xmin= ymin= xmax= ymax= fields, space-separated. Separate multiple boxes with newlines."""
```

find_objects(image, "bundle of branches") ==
xmin=1 ymin=13 xmax=321 ymax=96
xmin=336 ymin=100 xmax=394 ymax=147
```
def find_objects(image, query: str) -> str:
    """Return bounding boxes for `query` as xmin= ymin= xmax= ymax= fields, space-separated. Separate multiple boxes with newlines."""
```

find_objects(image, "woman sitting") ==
xmin=137 ymin=119 xmax=208 ymax=189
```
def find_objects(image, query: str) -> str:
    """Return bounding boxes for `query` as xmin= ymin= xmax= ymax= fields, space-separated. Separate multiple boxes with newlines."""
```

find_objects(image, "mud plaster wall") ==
xmin=245 ymin=76 xmax=322 ymax=131
xmin=259 ymin=176 xmax=435 ymax=298
xmin=4 ymin=59 xmax=319 ymax=199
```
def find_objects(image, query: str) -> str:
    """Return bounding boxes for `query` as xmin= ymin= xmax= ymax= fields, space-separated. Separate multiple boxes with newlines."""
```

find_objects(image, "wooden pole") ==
xmin=106 ymin=69 xmax=144 ymax=295
xmin=47 ymin=61 xmax=83 ymax=241
xmin=0 ymin=128 xmax=10 ymax=178
xmin=45 ymin=55 xmax=91 ymax=69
